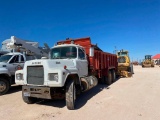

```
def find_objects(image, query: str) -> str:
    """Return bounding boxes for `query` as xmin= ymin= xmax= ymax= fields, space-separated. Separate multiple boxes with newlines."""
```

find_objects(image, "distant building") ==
xmin=152 ymin=54 xmax=160 ymax=65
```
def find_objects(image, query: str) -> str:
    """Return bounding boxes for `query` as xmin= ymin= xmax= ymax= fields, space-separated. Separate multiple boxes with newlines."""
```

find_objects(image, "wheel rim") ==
xmin=0 ymin=81 xmax=7 ymax=92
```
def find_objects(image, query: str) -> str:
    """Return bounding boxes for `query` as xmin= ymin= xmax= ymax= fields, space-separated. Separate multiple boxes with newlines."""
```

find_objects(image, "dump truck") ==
xmin=15 ymin=37 xmax=118 ymax=110
xmin=117 ymin=49 xmax=133 ymax=77
xmin=142 ymin=55 xmax=154 ymax=67
xmin=0 ymin=36 xmax=49 ymax=95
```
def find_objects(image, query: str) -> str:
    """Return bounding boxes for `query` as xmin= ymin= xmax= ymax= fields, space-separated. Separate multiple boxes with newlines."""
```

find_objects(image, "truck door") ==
xmin=7 ymin=55 xmax=20 ymax=75
xmin=19 ymin=55 xmax=25 ymax=69
xmin=77 ymin=48 xmax=88 ymax=76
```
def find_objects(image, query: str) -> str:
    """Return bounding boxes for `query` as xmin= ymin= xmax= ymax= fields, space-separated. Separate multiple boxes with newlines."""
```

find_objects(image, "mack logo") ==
xmin=32 ymin=62 xmax=41 ymax=64
xmin=56 ymin=61 xmax=60 ymax=64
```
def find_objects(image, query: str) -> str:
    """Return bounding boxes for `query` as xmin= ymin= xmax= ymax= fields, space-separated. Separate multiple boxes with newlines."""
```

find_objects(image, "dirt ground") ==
xmin=0 ymin=66 xmax=160 ymax=120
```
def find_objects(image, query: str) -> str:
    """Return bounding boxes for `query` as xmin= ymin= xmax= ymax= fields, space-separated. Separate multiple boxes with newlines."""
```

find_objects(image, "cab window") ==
xmin=9 ymin=55 xmax=19 ymax=63
xmin=78 ymin=48 xmax=85 ymax=59
xmin=20 ymin=55 xmax=25 ymax=63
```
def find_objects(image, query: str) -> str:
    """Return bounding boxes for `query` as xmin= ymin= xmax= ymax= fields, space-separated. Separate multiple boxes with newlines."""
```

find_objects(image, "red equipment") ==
xmin=57 ymin=37 xmax=118 ymax=84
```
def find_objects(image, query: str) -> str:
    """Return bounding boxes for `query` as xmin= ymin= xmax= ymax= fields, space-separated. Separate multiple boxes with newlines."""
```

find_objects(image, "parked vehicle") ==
xmin=0 ymin=36 xmax=49 ymax=95
xmin=142 ymin=55 xmax=154 ymax=67
xmin=15 ymin=37 xmax=118 ymax=110
xmin=117 ymin=50 xmax=133 ymax=77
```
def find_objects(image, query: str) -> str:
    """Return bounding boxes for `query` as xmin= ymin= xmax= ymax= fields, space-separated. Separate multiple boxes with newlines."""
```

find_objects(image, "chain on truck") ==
xmin=0 ymin=36 xmax=49 ymax=95
xmin=15 ymin=37 xmax=118 ymax=110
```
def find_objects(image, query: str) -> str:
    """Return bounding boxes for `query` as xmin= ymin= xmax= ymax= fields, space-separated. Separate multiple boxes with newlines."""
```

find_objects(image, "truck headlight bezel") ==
xmin=48 ymin=73 xmax=58 ymax=82
xmin=16 ymin=73 xmax=23 ymax=80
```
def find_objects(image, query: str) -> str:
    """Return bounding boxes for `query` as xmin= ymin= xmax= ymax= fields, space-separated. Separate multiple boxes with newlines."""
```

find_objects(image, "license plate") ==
xmin=23 ymin=92 xmax=30 ymax=96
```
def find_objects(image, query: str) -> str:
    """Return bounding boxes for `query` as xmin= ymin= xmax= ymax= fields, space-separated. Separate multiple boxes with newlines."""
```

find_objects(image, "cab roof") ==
xmin=55 ymin=37 xmax=102 ymax=51
xmin=5 ymin=52 xmax=23 ymax=55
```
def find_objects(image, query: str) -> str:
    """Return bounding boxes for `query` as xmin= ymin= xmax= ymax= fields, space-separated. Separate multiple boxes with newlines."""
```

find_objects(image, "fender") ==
xmin=63 ymin=68 xmax=81 ymax=86
xmin=0 ymin=67 xmax=11 ymax=77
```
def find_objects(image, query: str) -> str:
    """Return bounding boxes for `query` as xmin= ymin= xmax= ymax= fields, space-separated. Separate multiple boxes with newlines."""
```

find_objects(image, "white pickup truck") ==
xmin=0 ymin=36 xmax=49 ymax=95
xmin=0 ymin=52 xmax=36 ymax=95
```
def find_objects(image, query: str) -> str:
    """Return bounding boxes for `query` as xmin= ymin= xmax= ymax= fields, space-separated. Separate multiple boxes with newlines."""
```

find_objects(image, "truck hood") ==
xmin=25 ymin=59 xmax=75 ymax=69
xmin=0 ymin=62 xmax=8 ymax=68
xmin=0 ymin=62 xmax=9 ymax=74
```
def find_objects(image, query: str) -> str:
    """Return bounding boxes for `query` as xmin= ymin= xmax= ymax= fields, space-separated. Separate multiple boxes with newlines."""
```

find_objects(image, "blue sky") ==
xmin=0 ymin=0 xmax=159 ymax=61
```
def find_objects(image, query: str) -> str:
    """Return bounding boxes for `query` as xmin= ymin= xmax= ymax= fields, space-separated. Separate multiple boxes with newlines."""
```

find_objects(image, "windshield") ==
xmin=145 ymin=55 xmax=151 ymax=60
xmin=0 ymin=55 xmax=12 ymax=63
xmin=50 ymin=46 xmax=77 ymax=59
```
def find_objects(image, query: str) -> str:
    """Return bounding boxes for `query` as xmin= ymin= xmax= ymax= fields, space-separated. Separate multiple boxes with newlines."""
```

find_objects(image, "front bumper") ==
xmin=22 ymin=86 xmax=51 ymax=99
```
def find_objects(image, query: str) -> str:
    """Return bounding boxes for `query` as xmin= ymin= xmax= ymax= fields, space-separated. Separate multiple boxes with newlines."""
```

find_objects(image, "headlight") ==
xmin=48 ymin=73 xmax=58 ymax=81
xmin=16 ymin=73 xmax=23 ymax=80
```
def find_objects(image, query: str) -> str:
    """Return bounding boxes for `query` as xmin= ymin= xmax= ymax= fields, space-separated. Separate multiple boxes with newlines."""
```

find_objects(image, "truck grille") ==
xmin=27 ymin=66 xmax=44 ymax=85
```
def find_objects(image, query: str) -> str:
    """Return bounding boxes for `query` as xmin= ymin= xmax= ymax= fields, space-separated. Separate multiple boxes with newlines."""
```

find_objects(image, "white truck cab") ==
xmin=15 ymin=43 xmax=98 ymax=110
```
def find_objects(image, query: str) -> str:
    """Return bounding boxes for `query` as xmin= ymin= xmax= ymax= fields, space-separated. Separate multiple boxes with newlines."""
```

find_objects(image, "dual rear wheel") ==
xmin=103 ymin=70 xmax=116 ymax=85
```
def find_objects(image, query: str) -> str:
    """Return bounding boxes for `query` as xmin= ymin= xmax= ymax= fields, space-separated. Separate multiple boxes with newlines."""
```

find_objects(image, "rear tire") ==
xmin=0 ymin=78 xmax=10 ymax=95
xmin=66 ymin=80 xmax=76 ymax=110
xmin=22 ymin=91 xmax=37 ymax=104
xmin=105 ymin=71 xmax=112 ymax=85
xmin=111 ymin=70 xmax=116 ymax=82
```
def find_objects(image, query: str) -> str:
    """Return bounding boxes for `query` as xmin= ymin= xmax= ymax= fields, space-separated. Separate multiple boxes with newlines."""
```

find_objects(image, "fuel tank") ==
xmin=81 ymin=76 xmax=98 ymax=92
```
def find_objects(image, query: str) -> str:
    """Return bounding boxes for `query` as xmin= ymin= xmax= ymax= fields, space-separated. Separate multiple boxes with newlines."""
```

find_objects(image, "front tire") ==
xmin=0 ymin=78 xmax=10 ymax=95
xmin=66 ymin=80 xmax=76 ymax=110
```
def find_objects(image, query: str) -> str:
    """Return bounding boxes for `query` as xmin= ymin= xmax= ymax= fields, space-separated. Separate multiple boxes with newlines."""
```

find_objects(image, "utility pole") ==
xmin=114 ymin=46 xmax=117 ymax=54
